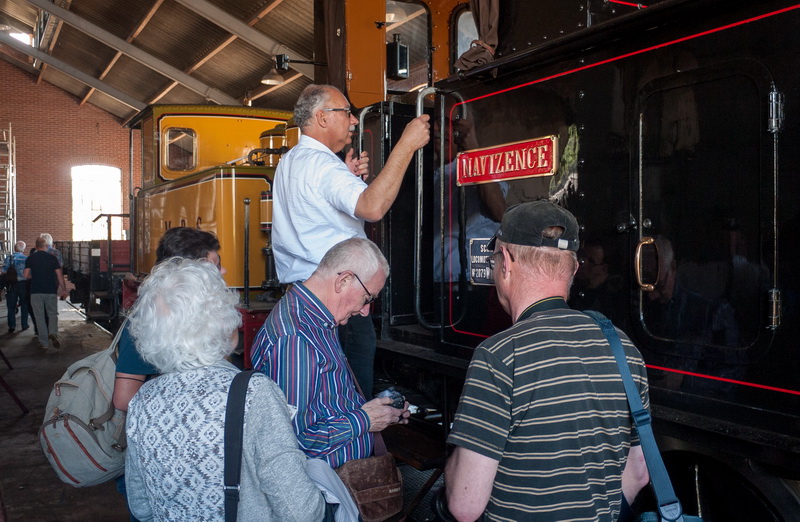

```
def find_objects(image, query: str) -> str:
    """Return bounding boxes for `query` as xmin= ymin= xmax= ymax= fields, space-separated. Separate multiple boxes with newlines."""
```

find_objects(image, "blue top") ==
xmin=3 ymin=251 xmax=27 ymax=275
xmin=47 ymin=246 xmax=63 ymax=267
xmin=116 ymin=322 xmax=158 ymax=376
xmin=250 ymin=282 xmax=373 ymax=468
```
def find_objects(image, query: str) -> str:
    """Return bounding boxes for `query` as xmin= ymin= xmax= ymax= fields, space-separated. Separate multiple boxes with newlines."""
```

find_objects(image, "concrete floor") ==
xmin=0 ymin=299 xmax=128 ymax=522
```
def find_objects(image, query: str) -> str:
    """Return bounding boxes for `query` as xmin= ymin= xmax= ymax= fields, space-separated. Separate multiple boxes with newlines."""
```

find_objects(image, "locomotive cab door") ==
xmin=358 ymin=102 xmax=437 ymax=339
xmin=632 ymin=61 xmax=777 ymax=409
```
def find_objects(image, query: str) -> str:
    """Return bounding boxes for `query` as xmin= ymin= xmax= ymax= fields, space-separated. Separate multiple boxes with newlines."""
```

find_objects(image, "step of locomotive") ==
xmin=85 ymin=310 xmax=111 ymax=321
xmin=91 ymin=291 xmax=115 ymax=300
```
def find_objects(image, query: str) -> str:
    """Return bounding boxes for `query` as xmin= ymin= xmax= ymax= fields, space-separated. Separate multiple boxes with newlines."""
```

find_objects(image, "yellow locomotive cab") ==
xmin=128 ymin=105 xmax=293 ymax=297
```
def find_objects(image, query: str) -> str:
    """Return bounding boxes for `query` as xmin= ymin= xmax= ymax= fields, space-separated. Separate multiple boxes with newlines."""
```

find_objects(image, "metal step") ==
xmin=92 ymin=291 xmax=115 ymax=300
xmin=86 ymin=310 xmax=111 ymax=321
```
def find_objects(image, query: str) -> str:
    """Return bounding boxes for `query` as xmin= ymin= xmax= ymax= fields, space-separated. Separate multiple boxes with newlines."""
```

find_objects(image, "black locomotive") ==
xmin=359 ymin=0 xmax=800 ymax=518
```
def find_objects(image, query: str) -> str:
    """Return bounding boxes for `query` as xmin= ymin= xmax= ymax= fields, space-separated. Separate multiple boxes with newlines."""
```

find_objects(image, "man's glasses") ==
xmin=487 ymin=248 xmax=515 ymax=272
xmin=322 ymin=107 xmax=352 ymax=116
xmin=339 ymin=271 xmax=376 ymax=306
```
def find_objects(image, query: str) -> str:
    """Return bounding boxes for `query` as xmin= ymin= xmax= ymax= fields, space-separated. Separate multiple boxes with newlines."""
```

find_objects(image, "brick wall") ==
xmin=0 ymin=60 xmax=142 ymax=250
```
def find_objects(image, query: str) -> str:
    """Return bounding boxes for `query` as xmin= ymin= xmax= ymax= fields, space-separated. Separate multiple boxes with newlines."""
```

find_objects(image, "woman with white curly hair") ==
xmin=124 ymin=257 xmax=325 ymax=521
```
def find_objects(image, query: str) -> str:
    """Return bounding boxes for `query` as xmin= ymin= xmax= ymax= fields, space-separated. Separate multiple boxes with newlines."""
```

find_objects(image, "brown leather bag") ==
xmin=337 ymin=360 xmax=404 ymax=521
xmin=335 ymin=451 xmax=403 ymax=522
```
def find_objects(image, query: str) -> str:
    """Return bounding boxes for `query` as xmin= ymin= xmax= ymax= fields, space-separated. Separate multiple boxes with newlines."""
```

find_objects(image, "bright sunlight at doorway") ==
xmin=71 ymin=165 xmax=124 ymax=240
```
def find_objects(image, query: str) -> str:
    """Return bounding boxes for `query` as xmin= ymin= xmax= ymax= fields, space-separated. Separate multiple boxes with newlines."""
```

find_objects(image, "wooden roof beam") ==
xmin=147 ymin=0 xmax=291 ymax=105
xmin=0 ymin=31 xmax=146 ymax=110
xmin=172 ymin=0 xmax=314 ymax=79
xmin=80 ymin=0 xmax=165 ymax=106
xmin=27 ymin=0 xmax=239 ymax=105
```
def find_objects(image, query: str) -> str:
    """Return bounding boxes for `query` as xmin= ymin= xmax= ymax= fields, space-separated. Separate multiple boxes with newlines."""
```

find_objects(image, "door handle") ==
xmin=635 ymin=236 xmax=657 ymax=291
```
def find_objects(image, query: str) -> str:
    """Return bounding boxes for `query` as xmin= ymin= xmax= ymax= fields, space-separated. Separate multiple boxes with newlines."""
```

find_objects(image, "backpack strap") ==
xmin=224 ymin=370 xmax=257 ymax=522
xmin=91 ymin=402 xmax=117 ymax=428
xmin=109 ymin=317 xmax=129 ymax=365
xmin=90 ymin=318 xmax=131 ymax=451
xmin=583 ymin=311 xmax=685 ymax=522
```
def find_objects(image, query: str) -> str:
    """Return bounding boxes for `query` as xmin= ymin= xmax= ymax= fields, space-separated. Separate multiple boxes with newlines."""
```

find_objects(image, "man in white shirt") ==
xmin=272 ymin=84 xmax=429 ymax=396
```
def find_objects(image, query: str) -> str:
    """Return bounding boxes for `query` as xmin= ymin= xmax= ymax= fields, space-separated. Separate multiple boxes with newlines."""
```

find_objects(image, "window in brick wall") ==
xmin=71 ymin=165 xmax=123 ymax=240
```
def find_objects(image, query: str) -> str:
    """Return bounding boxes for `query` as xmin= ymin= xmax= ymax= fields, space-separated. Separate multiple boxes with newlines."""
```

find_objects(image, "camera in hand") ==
xmin=375 ymin=387 xmax=405 ymax=409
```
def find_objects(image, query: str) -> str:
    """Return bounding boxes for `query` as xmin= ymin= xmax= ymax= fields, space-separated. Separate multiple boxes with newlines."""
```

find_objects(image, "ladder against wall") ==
xmin=0 ymin=124 xmax=16 ymax=265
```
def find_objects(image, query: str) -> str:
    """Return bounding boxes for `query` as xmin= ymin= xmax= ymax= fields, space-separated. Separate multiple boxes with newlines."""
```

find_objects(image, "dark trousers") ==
xmin=338 ymin=314 xmax=377 ymax=397
xmin=6 ymin=283 xmax=29 ymax=329
xmin=115 ymin=475 xmax=141 ymax=522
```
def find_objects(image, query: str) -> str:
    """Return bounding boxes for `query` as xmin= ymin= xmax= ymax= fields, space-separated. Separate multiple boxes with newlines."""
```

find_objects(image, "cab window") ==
xmin=454 ymin=8 xmax=478 ymax=67
xmin=165 ymin=128 xmax=196 ymax=171
xmin=386 ymin=1 xmax=430 ymax=92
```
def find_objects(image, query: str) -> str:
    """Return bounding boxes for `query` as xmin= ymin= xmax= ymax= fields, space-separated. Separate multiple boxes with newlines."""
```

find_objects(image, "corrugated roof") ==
xmin=0 ymin=0 xmax=37 ymax=32
xmin=0 ymin=0 xmax=320 ymax=122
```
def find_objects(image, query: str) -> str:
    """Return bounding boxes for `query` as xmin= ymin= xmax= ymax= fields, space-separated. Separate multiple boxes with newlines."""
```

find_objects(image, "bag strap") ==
xmin=90 ymin=318 xmax=131 ymax=451
xmin=224 ymin=370 xmax=258 ymax=522
xmin=584 ymin=310 xmax=685 ymax=522
xmin=110 ymin=317 xmax=129 ymax=364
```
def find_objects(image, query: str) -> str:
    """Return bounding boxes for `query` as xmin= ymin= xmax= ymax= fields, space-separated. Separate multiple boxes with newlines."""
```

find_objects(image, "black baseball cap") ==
xmin=487 ymin=200 xmax=579 ymax=251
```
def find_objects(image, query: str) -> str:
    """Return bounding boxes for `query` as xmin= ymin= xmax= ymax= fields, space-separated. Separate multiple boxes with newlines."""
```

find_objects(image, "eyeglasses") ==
xmin=322 ymin=107 xmax=352 ymax=116
xmin=487 ymin=248 xmax=515 ymax=272
xmin=487 ymin=252 xmax=502 ymax=272
xmin=338 ymin=271 xmax=376 ymax=306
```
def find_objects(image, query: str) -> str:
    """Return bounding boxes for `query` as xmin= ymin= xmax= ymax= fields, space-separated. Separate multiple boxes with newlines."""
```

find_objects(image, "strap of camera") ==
xmin=584 ymin=310 xmax=685 ymax=522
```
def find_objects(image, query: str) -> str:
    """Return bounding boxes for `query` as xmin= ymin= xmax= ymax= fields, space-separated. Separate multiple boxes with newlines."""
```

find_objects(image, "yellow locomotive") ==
xmin=59 ymin=105 xmax=295 ymax=326
xmin=122 ymin=105 xmax=294 ymax=354
xmin=129 ymin=105 xmax=293 ymax=293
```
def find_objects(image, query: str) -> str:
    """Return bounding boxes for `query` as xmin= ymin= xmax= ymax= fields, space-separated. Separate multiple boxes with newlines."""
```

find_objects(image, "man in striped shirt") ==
xmin=444 ymin=201 xmax=650 ymax=521
xmin=251 ymin=238 xmax=410 ymax=468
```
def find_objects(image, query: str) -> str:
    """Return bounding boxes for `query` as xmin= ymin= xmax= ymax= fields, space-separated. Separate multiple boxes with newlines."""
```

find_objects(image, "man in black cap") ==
xmin=442 ymin=200 xmax=650 ymax=521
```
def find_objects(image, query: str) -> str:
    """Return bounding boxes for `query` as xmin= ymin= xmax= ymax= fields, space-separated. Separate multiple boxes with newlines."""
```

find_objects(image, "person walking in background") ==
xmin=27 ymin=234 xmax=62 ymax=337
xmin=39 ymin=233 xmax=63 ymax=267
xmin=24 ymin=237 xmax=67 ymax=351
xmin=27 ymin=244 xmax=39 ymax=336
xmin=2 ymin=240 xmax=28 ymax=334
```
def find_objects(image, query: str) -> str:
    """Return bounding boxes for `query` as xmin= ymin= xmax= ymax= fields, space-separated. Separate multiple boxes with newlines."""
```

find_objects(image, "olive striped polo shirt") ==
xmin=448 ymin=299 xmax=648 ymax=521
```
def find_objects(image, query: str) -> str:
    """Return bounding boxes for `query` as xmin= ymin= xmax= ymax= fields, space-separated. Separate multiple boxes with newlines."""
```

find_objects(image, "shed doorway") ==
xmin=71 ymin=165 xmax=123 ymax=240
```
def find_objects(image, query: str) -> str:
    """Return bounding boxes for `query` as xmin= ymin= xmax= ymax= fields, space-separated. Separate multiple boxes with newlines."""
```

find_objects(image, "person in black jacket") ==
xmin=23 ymin=237 xmax=67 ymax=350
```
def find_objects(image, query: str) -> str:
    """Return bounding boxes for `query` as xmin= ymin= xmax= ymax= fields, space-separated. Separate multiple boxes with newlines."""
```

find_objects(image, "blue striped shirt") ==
xmin=250 ymin=283 xmax=373 ymax=468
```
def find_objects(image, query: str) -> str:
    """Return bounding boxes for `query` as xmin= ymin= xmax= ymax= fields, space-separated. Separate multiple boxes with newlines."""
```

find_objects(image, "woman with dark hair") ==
xmin=124 ymin=258 xmax=325 ymax=521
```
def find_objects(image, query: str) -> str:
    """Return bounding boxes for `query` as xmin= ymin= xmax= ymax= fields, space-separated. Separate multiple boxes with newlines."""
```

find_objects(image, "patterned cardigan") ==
xmin=125 ymin=360 xmax=325 ymax=521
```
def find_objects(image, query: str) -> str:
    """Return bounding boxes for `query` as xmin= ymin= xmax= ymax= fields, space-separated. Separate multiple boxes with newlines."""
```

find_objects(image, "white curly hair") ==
xmin=128 ymin=257 xmax=242 ymax=373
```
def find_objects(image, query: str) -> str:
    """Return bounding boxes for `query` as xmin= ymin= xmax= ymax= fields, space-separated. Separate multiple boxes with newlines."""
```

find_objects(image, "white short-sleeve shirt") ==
xmin=273 ymin=135 xmax=368 ymax=283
